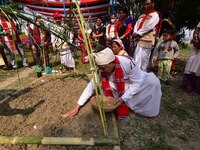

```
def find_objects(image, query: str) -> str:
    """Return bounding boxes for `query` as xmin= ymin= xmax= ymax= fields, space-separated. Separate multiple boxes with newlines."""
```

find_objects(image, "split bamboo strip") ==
xmin=111 ymin=112 xmax=121 ymax=150
xmin=0 ymin=136 xmax=119 ymax=146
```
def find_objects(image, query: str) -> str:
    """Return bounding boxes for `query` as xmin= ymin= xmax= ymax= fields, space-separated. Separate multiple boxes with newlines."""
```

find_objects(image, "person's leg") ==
xmin=1 ymin=48 xmax=8 ymax=67
xmin=34 ymin=44 xmax=42 ymax=66
xmin=157 ymin=60 xmax=164 ymax=81
xmin=163 ymin=60 xmax=172 ymax=85
xmin=44 ymin=45 xmax=50 ymax=67
xmin=134 ymin=44 xmax=143 ymax=68
xmin=141 ymin=48 xmax=152 ymax=71
xmin=71 ymin=44 xmax=78 ymax=61
xmin=5 ymin=41 xmax=16 ymax=68
xmin=182 ymin=73 xmax=193 ymax=92
xmin=16 ymin=43 xmax=28 ymax=67
xmin=193 ymin=75 xmax=200 ymax=94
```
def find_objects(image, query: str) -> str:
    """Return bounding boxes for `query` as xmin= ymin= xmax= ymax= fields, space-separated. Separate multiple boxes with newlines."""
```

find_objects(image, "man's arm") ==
xmin=119 ymin=57 xmax=145 ymax=102
xmin=136 ymin=13 xmax=160 ymax=36
xmin=62 ymin=79 xmax=95 ymax=118
xmin=120 ymin=22 xmax=133 ymax=39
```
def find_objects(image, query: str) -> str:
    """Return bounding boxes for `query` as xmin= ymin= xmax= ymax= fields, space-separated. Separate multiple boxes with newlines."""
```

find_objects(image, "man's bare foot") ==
xmin=72 ymin=68 xmax=78 ymax=73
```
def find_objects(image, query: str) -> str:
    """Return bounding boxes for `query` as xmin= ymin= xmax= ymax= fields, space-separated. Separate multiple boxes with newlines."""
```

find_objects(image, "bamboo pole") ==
xmin=73 ymin=1 xmax=108 ymax=137
xmin=0 ymin=136 xmax=119 ymax=146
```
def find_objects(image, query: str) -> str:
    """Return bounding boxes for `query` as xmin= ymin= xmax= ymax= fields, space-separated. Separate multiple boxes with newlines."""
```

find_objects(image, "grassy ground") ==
xmin=118 ymin=43 xmax=200 ymax=150
xmin=0 ymin=46 xmax=90 ymax=82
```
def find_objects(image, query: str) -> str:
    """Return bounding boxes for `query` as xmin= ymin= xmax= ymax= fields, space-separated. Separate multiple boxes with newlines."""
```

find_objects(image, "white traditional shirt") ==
xmin=134 ymin=12 xmax=159 ymax=36
xmin=106 ymin=23 xmax=116 ymax=39
xmin=77 ymin=56 xmax=162 ymax=117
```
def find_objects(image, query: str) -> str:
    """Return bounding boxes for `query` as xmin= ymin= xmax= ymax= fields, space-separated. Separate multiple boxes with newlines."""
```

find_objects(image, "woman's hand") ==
xmin=62 ymin=104 xmax=81 ymax=119
xmin=31 ymin=45 xmax=36 ymax=51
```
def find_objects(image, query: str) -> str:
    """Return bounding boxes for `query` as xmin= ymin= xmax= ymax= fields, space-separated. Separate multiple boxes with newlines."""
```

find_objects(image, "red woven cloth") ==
xmin=138 ymin=9 xmax=157 ymax=30
xmin=1 ymin=18 xmax=16 ymax=51
xmin=101 ymin=56 xmax=130 ymax=118
xmin=101 ymin=57 xmax=125 ymax=97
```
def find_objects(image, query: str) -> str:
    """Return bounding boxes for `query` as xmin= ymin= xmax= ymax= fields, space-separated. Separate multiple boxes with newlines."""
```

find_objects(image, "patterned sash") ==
xmin=101 ymin=56 xmax=125 ymax=98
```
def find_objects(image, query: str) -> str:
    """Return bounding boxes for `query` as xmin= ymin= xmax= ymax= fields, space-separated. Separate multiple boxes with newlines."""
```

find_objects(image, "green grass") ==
xmin=0 ymin=46 xmax=91 ymax=80
xmin=0 ymin=47 xmax=33 ymax=82
xmin=140 ymin=138 xmax=176 ymax=150
xmin=119 ymin=43 xmax=200 ymax=150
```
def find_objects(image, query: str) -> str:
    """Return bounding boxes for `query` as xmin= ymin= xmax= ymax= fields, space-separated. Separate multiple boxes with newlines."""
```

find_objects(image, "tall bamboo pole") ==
xmin=73 ymin=1 xmax=108 ymax=137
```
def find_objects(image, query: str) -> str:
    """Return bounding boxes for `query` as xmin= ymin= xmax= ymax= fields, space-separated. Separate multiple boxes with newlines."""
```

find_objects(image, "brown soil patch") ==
xmin=0 ymin=75 xmax=117 ymax=150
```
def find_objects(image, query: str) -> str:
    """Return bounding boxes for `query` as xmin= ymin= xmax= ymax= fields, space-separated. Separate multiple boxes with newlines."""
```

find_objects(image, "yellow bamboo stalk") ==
xmin=73 ymin=1 xmax=108 ymax=137
xmin=0 ymin=136 xmax=119 ymax=146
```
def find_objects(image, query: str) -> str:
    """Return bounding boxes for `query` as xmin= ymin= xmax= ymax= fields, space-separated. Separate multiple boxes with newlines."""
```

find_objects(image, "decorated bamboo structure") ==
xmin=0 ymin=1 xmax=121 ymax=149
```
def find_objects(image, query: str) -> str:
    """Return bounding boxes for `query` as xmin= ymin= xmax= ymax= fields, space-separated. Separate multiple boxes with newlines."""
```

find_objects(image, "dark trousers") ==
xmin=32 ymin=44 xmax=41 ymax=66
xmin=0 ymin=48 xmax=8 ymax=66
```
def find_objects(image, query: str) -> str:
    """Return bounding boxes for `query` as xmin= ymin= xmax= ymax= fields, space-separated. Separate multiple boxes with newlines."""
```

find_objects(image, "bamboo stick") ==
xmin=0 ymin=136 xmax=119 ymax=146
xmin=73 ymin=1 xmax=108 ymax=137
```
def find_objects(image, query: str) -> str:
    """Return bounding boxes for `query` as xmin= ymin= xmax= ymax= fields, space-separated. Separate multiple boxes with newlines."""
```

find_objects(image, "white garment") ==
xmin=133 ymin=12 xmax=159 ymax=71
xmin=184 ymin=46 xmax=200 ymax=76
xmin=134 ymin=13 xmax=159 ymax=36
xmin=60 ymin=49 xmax=75 ymax=68
xmin=106 ymin=24 xmax=116 ymax=39
xmin=77 ymin=56 xmax=162 ymax=117
xmin=134 ymin=44 xmax=152 ymax=71
xmin=184 ymin=22 xmax=200 ymax=76
xmin=51 ymin=24 xmax=75 ymax=68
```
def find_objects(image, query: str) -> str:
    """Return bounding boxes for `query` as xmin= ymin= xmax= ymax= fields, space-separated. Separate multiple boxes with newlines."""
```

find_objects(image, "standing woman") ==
xmin=106 ymin=13 xmax=117 ymax=46
xmin=91 ymin=16 xmax=106 ymax=51
xmin=115 ymin=7 xmax=133 ymax=54
xmin=182 ymin=22 xmax=200 ymax=95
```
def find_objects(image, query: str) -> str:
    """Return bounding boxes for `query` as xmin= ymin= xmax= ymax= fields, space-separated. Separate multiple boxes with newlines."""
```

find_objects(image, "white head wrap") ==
xmin=94 ymin=47 xmax=115 ymax=65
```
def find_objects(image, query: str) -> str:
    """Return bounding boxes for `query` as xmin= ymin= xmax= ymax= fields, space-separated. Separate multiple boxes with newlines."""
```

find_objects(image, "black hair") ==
xmin=163 ymin=29 xmax=175 ymax=35
xmin=97 ymin=16 xmax=103 ymax=20
xmin=120 ymin=7 xmax=129 ymax=15
xmin=111 ymin=40 xmax=121 ymax=47
xmin=36 ymin=16 xmax=42 ymax=19
xmin=143 ymin=0 xmax=156 ymax=4
xmin=110 ymin=12 xmax=116 ymax=17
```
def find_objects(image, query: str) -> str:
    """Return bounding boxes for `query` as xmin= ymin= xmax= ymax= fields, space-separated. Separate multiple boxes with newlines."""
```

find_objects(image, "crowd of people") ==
xmin=0 ymin=0 xmax=199 ymax=119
